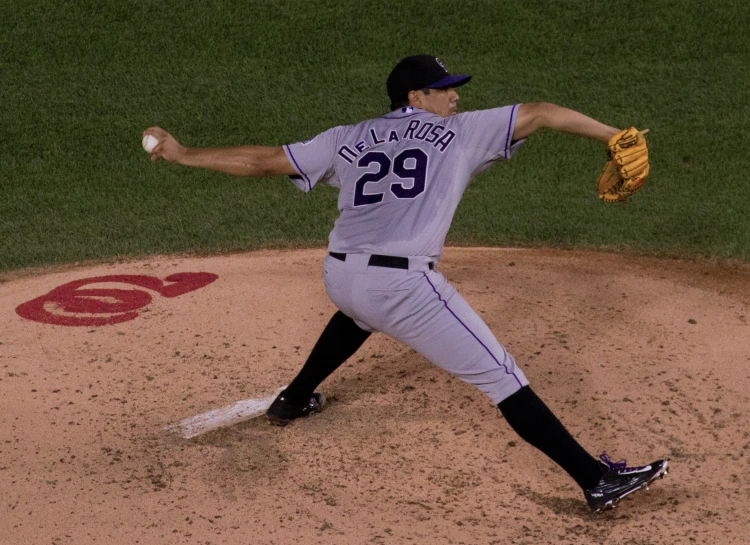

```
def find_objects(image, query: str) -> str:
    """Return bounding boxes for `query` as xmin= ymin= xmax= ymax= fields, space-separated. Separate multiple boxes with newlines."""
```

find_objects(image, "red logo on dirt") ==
xmin=15 ymin=273 xmax=218 ymax=326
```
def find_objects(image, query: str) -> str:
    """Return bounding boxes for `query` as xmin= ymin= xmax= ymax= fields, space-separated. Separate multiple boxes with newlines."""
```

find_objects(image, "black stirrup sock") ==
xmin=282 ymin=311 xmax=371 ymax=404
xmin=498 ymin=386 xmax=603 ymax=490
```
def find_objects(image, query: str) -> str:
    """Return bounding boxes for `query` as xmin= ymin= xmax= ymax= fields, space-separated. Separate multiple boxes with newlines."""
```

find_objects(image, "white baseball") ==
xmin=142 ymin=134 xmax=159 ymax=154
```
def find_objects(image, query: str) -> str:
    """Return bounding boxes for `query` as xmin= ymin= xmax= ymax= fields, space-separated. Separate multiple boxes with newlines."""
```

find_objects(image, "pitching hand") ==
xmin=142 ymin=127 xmax=186 ymax=163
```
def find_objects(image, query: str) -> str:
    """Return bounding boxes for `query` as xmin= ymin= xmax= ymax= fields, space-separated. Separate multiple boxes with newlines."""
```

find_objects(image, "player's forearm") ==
xmin=540 ymin=104 xmax=619 ymax=142
xmin=177 ymin=146 xmax=288 ymax=177
xmin=514 ymin=103 xmax=619 ymax=142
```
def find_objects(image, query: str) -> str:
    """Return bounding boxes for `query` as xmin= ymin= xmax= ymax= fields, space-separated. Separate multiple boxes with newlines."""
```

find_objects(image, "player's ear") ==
xmin=408 ymin=89 xmax=422 ymax=108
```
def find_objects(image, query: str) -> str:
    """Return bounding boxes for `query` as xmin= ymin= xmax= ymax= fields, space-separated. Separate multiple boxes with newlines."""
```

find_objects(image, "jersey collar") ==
xmin=381 ymin=106 xmax=428 ymax=119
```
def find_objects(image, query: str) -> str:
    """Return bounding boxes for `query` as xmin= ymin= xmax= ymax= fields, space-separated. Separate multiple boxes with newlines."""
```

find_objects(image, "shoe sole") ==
xmin=266 ymin=415 xmax=291 ymax=427
xmin=593 ymin=460 xmax=669 ymax=513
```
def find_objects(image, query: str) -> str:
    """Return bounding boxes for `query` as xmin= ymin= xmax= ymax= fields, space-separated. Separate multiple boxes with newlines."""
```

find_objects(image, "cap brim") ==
xmin=426 ymin=74 xmax=472 ymax=89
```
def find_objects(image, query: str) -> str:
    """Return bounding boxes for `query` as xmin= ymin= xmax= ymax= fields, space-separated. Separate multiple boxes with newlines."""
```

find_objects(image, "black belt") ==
xmin=329 ymin=252 xmax=433 ymax=271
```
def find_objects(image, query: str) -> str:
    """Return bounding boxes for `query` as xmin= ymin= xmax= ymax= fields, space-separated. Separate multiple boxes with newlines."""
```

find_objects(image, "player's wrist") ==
xmin=175 ymin=146 xmax=201 ymax=166
xmin=602 ymin=127 xmax=621 ymax=142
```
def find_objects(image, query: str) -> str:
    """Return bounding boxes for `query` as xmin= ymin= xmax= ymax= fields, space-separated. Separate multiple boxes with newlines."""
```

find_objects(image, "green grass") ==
xmin=2 ymin=0 xmax=749 ymax=271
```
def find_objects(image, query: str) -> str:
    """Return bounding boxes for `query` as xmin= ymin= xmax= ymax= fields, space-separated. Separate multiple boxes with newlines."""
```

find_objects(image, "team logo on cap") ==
xmin=435 ymin=58 xmax=447 ymax=71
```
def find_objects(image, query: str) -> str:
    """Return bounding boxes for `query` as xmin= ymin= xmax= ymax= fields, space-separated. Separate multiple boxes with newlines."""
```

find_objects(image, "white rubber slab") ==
xmin=164 ymin=385 xmax=286 ymax=439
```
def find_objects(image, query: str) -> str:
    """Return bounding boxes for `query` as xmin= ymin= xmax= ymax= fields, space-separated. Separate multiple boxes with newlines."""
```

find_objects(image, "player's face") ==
xmin=413 ymin=87 xmax=460 ymax=118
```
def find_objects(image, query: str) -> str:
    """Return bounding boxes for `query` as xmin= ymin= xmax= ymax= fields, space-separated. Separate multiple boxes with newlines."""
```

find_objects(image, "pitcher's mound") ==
xmin=1 ymin=248 xmax=749 ymax=544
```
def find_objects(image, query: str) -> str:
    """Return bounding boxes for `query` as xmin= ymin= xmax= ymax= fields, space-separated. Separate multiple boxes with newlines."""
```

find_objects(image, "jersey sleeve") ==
xmin=455 ymin=104 xmax=526 ymax=175
xmin=283 ymin=126 xmax=343 ymax=192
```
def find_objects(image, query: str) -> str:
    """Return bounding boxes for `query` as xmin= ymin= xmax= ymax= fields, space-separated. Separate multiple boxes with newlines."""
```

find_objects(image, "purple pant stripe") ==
xmin=423 ymin=273 xmax=523 ymax=388
xmin=284 ymin=144 xmax=312 ymax=191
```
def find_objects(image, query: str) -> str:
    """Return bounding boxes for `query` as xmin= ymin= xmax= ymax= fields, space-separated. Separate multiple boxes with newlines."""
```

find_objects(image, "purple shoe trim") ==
xmin=599 ymin=452 xmax=628 ymax=469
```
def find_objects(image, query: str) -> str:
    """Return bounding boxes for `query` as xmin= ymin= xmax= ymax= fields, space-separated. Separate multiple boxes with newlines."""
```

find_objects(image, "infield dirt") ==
xmin=1 ymin=248 xmax=748 ymax=545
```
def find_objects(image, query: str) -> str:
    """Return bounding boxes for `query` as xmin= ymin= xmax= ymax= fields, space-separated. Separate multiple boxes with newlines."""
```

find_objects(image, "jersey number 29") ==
xmin=353 ymin=149 xmax=428 ymax=207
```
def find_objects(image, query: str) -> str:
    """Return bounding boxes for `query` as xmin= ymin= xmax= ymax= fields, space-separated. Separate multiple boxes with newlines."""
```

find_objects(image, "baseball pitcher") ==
xmin=143 ymin=55 xmax=663 ymax=512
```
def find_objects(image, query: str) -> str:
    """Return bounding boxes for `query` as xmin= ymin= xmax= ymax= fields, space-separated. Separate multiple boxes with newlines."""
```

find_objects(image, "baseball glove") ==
xmin=597 ymin=127 xmax=650 ymax=203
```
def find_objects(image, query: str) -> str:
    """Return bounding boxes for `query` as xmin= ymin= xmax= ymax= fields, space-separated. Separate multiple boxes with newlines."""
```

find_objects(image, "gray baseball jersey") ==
xmin=284 ymin=105 xmax=525 ymax=261
xmin=284 ymin=105 xmax=529 ymax=404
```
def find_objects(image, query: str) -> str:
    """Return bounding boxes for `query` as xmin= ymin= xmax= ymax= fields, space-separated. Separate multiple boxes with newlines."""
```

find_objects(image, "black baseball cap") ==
xmin=386 ymin=55 xmax=472 ymax=107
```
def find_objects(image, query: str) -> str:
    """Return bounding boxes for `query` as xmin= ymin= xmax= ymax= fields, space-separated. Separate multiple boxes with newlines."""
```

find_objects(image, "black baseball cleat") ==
xmin=265 ymin=392 xmax=326 ymax=426
xmin=584 ymin=453 xmax=669 ymax=513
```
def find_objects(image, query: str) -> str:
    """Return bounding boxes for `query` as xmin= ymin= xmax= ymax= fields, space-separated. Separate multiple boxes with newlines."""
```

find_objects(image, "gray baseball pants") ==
xmin=323 ymin=253 xmax=528 ymax=404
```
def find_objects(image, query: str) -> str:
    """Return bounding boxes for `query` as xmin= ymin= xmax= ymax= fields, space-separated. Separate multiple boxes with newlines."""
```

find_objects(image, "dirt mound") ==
xmin=1 ymin=248 xmax=748 ymax=544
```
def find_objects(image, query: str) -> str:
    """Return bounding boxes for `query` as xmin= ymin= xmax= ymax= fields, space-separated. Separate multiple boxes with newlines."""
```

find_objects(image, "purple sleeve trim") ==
xmin=284 ymin=144 xmax=312 ymax=191
xmin=504 ymin=104 xmax=519 ymax=159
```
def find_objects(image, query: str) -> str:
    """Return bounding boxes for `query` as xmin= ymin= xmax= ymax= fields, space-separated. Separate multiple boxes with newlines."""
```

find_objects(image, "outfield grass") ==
xmin=2 ymin=0 xmax=748 ymax=271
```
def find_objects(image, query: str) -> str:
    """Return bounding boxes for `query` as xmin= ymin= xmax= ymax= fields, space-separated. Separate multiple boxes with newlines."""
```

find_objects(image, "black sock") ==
xmin=498 ymin=386 xmax=603 ymax=490
xmin=282 ymin=311 xmax=371 ymax=404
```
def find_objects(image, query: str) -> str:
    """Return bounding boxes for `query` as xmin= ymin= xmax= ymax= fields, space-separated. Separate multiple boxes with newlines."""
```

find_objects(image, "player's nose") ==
xmin=448 ymin=88 xmax=459 ymax=101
